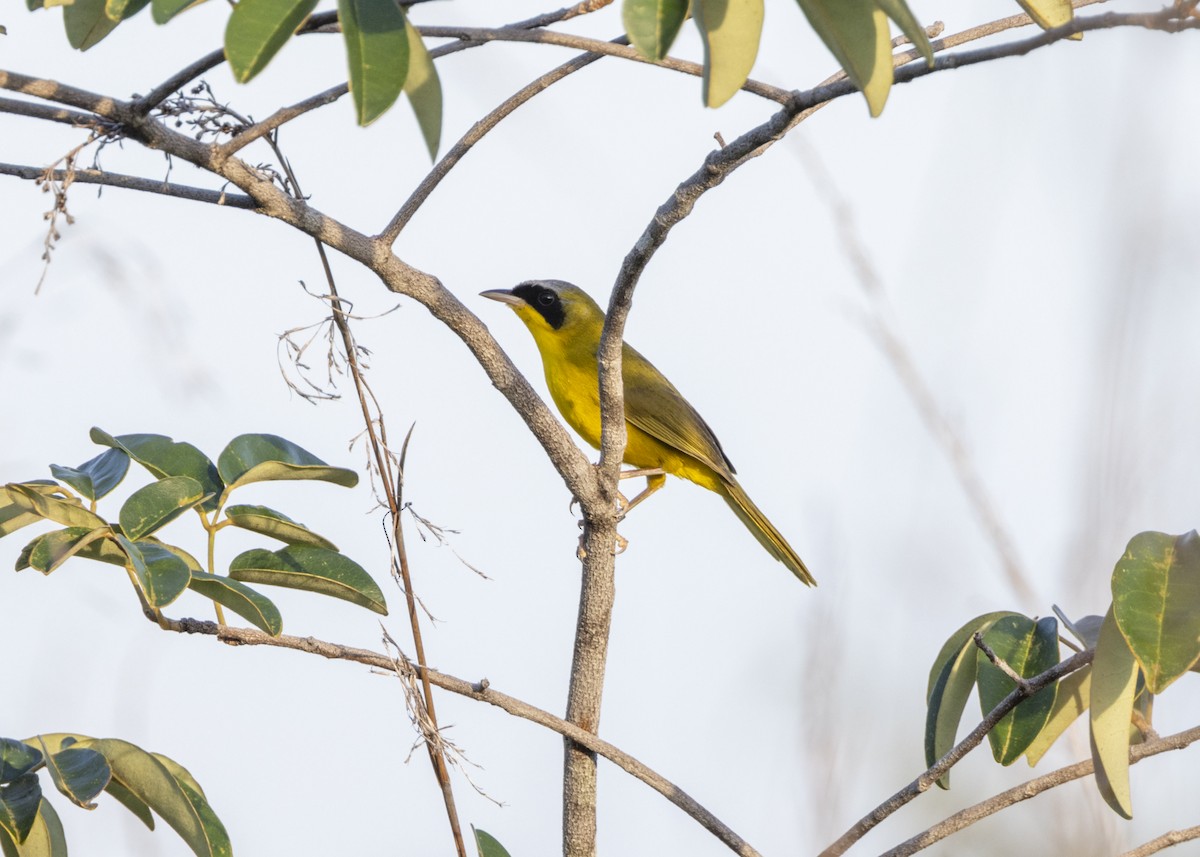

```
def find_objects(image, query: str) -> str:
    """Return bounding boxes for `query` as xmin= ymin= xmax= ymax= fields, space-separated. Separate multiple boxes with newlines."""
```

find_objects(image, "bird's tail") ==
xmin=716 ymin=478 xmax=815 ymax=586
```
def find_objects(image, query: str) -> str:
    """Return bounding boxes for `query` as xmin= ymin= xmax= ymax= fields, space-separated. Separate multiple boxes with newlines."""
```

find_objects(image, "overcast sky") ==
xmin=3 ymin=1 xmax=1199 ymax=855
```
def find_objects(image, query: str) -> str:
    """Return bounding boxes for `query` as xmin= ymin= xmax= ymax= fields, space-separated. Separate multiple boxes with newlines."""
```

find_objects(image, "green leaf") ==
xmin=49 ymin=448 xmax=129 ymax=502
xmin=224 ymin=0 xmax=318 ymax=83
xmin=1112 ymin=530 xmax=1200 ymax=694
xmin=1054 ymin=607 xmax=1104 ymax=650
xmin=41 ymin=745 xmax=110 ymax=809
xmin=1089 ymin=607 xmax=1137 ymax=818
xmin=27 ymin=527 xmax=110 ymax=575
xmin=224 ymin=504 xmax=337 ymax=549
xmin=924 ymin=611 xmax=1018 ymax=787
xmin=0 ymin=777 xmax=41 ymax=845
xmin=976 ymin=615 xmax=1059 ymax=765
xmin=473 ymin=828 xmax=513 ymax=857
xmin=0 ymin=742 xmax=42 ymax=783
xmin=188 ymin=571 xmax=283 ymax=636
xmin=1024 ymin=665 xmax=1091 ymax=766
xmin=229 ymin=545 xmax=387 ymax=615
xmin=1015 ymin=0 xmax=1072 ymax=30
xmin=105 ymin=778 xmax=155 ymax=829
xmin=76 ymin=739 xmax=229 ymax=857
xmin=692 ymin=0 xmax=764 ymax=108
xmin=151 ymin=755 xmax=206 ymax=800
xmin=118 ymin=476 xmax=205 ymax=541
xmin=794 ymin=0 xmax=893 ymax=116
xmin=0 ymin=490 xmax=43 ymax=539
xmin=217 ymin=434 xmax=358 ymax=491
xmin=115 ymin=536 xmax=191 ymax=608
xmin=339 ymin=0 xmax=409 ymax=126
xmin=64 ymin=0 xmax=119 ymax=49
xmin=91 ymin=429 xmax=223 ymax=512
xmin=623 ymin=0 xmax=688 ymax=61
xmin=0 ymin=799 xmax=66 ymax=857
xmin=875 ymin=0 xmax=933 ymax=66
xmin=403 ymin=17 xmax=442 ymax=159
xmin=2 ymin=483 xmax=107 ymax=530
xmin=105 ymin=0 xmax=150 ymax=21
xmin=151 ymin=0 xmax=208 ymax=24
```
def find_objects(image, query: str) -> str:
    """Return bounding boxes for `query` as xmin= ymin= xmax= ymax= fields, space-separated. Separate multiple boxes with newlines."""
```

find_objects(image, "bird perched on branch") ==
xmin=482 ymin=279 xmax=814 ymax=585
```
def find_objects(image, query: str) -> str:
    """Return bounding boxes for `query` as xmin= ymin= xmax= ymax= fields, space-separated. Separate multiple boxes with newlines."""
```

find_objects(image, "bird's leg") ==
xmin=618 ymin=470 xmax=666 ymax=519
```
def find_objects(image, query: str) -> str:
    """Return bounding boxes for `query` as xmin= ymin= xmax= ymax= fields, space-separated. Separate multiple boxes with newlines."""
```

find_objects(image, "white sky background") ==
xmin=2 ymin=0 xmax=1200 ymax=855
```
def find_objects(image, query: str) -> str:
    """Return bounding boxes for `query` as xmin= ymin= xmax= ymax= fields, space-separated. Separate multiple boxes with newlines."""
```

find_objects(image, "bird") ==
xmin=481 ymin=279 xmax=814 ymax=585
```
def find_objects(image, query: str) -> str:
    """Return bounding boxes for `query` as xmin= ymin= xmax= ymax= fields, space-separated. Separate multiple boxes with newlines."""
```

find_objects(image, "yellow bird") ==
xmin=482 ymin=280 xmax=814 ymax=585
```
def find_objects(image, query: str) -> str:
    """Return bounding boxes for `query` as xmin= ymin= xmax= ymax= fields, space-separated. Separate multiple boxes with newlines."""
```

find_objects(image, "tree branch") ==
xmin=162 ymin=616 xmax=762 ymax=857
xmin=218 ymin=83 xmax=349 ymax=158
xmin=819 ymin=650 xmax=1094 ymax=857
xmin=0 ymin=162 xmax=257 ymax=208
xmin=131 ymin=48 xmax=227 ymax=116
xmin=883 ymin=725 xmax=1200 ymax=857
xmin=1119 ymin=825 xmax=1200 ymax=857
xmin=0 ymin=96 xmax=96 ymax=126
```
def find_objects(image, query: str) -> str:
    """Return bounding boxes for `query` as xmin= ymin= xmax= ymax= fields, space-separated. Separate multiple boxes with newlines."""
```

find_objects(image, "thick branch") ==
xmin=164 ymin=617 xmax=762 ymax=857
xmin=0 ymin=96 xmax=96 ymax=126
xmin=819 ymin=650 xmax=1094 ymax=857
xmin=0 ymin=162 xmax=257 ymax=208
xmin=884 ymin=725 xmax=1200 ymax=857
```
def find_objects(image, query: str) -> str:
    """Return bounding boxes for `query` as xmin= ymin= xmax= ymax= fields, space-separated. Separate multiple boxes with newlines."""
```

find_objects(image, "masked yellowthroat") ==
xmin=482 ymin=280 xmax=814 ymax=585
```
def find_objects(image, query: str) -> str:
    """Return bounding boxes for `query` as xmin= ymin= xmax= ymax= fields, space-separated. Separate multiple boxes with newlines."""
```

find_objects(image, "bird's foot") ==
xmin=576 ymin=526 xmax=630 ymax=558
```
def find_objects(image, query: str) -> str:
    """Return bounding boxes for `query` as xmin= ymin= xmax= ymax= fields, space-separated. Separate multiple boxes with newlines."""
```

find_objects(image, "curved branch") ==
xmin=219 ymin=82 xmax=349 ymax=158
xmin=164 ymin=616 xmax=762 ymax=857
xmin=0 ymin=70 xmax=123 ymax=118
xmin=132 ymin=48 xmax=227 ymax=116
xmin=819 ymin=650 xmax=1094 ymax=857
xmin=1120 ymin=825 xmax=1200 ymax=857
xmin=0 ymin=162 xmax=257 ymax=208
xmin=883 ymin=725 xmax=1200 ymax=857
xmin=0 ymin=96 xmax=96 ymax=126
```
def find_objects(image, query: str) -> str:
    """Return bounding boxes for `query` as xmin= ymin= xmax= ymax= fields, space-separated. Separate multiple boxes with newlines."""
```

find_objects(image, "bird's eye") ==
xmin=537 ymin=292 xmax=556 ymax=307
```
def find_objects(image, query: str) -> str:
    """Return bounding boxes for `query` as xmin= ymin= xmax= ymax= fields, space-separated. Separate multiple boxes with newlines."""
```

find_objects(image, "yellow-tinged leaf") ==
xmin=794 ymin=0 xmax=893 ymax=116
xmin=1089 ymin=608 xmax=1137 ymax=818
xmin=1016 ymin=0 xmax=1072 ymax=30
xmin=1025 ymin=665 xmax=1091 ymax=766
xmin=692 ymin=0 xmax=764 ymax=108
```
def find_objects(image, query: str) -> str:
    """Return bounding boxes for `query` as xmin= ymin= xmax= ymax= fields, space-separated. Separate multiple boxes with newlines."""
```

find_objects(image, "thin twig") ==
xmin=218 ymin=83 xmax=349 ymax=159
xmin=161 ymin=616 xmax=763 ymax=857
xmin=972 ymin=631 xmax=1034 ymax=692
xmin=818 ymin=650 xmax=1094 ymax=857
xmin=1119 ymin=825 xmax=1200 ymax=857
xmin=0 ymin=162 xmax=256 ymax=208
xmin=132 ymin=48 xmax=227 ymax=116
xmin=882 ymin=726 xmax=1200 ymax=857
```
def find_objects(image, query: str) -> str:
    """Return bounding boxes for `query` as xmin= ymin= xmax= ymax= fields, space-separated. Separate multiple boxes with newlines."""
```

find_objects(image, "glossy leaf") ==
xmin=0 ymin=742 xmax=41 ymax=783
xmin=115 ymin=536 xmax=191 ymax=608
xmin=1016 ymin=0 xmax=1072 ymax=29
xmin=91 ymin=429 xmax=223 ymax=512
xmin=339 ymin=0 xmax=409 ymax=126
xmin=118 ymin=476 xmax=205 ymax=541
xmin=875 ymin=0 xmax=933 ymax=66
xmin=50 ymin=448 xmax=129 ymax=502
xmin=217 ymin=434 xmax=358 ymax=490
xmin=229 ymin=545 xmax=387 ymax=615
xmin=42 ymin=745 xmax=109 ymax=809
xmin=0 ymin=799 xmax=66 ymax=857
xmin=224 ymin=504 xmax=336 ymax=549
xmin=1024 ymin=665 xmax=1091 ymax=766
xmin=0 ymin=776 xmax=41 ymax=845
xmin=474 ymin=828 xmax=513 ymax=857
xmin=924 ymin=611 xmax=1018 ymax=786
xmin=27 ymin=527 xmax=110 ymax=575
xmin=976 ymin=615 xmax=1059 ymax=765
xmin=2 ymin=483 xmax=106 ymax=530
xmin=404 ymin=17 xmax=442 ymax=159
xmin=794 ymin=0 xmax=892 ymax=116
xmin=64 ymin=0 xmax=119 ymax=49
xmin=1089 ymin=608 xmax=1137 ymax=818
xmin=1112 ymin=530 xmax=1200 ymax=694
xmin=188 ymin=571 xmax=283 ymax=636
xmin=225 ymin=0 xmax=318 ymax=83
xmin=623 ymin=0 xmax=688 ymax=61
xmin=692 ymin=0 xmax=764 ymax=108
xmin=151 ymin=0 xmax=207 ymax=24
xmin=105 ymin=0 xmax=150 ymax=21
xmin=77 ymin=739 xmax=230 ymax=857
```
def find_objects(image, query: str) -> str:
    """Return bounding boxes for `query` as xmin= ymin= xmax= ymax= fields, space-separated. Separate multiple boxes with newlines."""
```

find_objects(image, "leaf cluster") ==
xmin=1 ymin=428 xmax=387 ymax=636
xmin=0 ymin=733 xmax=227 ymax=857
xmin=925 ymin=530 xmax=1200 ymax=818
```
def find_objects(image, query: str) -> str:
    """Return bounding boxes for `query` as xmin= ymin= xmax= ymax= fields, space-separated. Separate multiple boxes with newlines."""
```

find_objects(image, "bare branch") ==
xmin=819 ymin=650 xmax=1094 ymax=857
xmin=1119 ymin=826 xmax=1200 ymax=857
xmin=163 ymin=616 xmax=763 ymax=857
xmin=883 ymin=726 xmax=1200 ymax=857
xmin=0 ymin=162 xmax=256 ymax=208
xmin=0 ymin=69 xmax=124 ymax=118
xmin=972 ymin=631 xmax=1033 ymax=692
xmin=132 ymin=48 xmax=227 ymax=116
xmin=0 ymin=96 xmax=96 ymax=126
xmin=219 ymin=83 xmax=349 ymax=158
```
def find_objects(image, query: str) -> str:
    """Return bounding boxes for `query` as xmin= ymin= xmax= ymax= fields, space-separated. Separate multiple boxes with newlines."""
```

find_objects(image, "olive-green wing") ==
xmin=622 ymin=343 xmax=736 ymax=479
